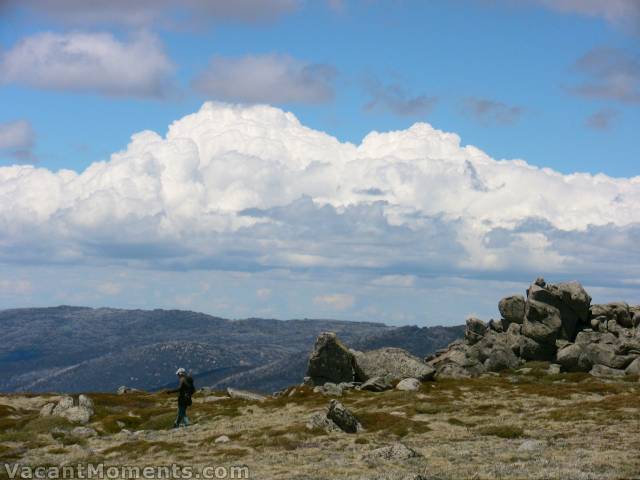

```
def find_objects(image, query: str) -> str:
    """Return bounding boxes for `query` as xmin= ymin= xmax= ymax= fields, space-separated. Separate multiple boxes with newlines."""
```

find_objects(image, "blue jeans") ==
xmin=174 ymin=403 xmax=189 ymax=428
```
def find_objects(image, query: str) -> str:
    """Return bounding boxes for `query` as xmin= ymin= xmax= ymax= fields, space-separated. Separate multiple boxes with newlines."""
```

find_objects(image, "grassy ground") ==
xmin=0 ymin=364 xmax=639 ymax=480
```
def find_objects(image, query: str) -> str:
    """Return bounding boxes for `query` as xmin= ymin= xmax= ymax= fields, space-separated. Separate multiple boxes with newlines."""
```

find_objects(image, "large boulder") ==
xmin=464 ymin=317 xmax=488 ymax=345
xmin=499 ymin=295 xmax=526 ymax=325
xmin=556 ymin=331 xmax=636 ymax=372
xmin=307 ymin=332 xmax=364 ymax=386
xmin=327 ymin=400 xmax=362 ymax=433
xmin=524 ymin=280 xmax=591 ymax=343
xmin=590 ymin=303 xmax=634 ymax=329
xmin=626 ymin=358 xmax=640 ymax=376
xmin=353 ymin=347 xmax=435 ymax=382
xmin=467 ymin=332 xmax=522 ymax=371
xmin=484 ymin=346 xmax=521 ymax=372
xmin=523 ymin=298 xmax=562 ymax=345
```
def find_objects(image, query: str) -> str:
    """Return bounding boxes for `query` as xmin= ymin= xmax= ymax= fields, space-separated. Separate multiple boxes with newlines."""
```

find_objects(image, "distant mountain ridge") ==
xmin=0 ymin=306 xmax=464 ymax=393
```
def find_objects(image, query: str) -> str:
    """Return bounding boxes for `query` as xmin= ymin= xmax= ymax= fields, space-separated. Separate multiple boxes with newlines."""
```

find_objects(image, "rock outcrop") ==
xmin=40 ymin=395 xmax=94 ymax=424
xmin=307 ymin=332 xmax=364 ymax=386
xmin=307 ymin=400 xmax=362 ymax=434
xmin=427 ymin=277 xmax=640 ymax=379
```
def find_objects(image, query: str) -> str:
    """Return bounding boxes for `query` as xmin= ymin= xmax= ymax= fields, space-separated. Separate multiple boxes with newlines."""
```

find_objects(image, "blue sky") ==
xmin=0 ymin=1 xmax=639 ymax=325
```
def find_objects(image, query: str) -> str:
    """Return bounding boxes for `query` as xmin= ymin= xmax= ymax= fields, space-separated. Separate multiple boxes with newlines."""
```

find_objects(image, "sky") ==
xmin=0 ymin=0 xmax=639 ymax=326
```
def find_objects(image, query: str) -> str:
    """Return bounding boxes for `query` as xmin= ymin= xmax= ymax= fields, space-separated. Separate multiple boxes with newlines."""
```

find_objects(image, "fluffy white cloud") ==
xmin=193 ymin=54 xmax=336 ymax=104
xmin=0 ymin=102 xmax=639 ymax=290
xmin=0 ymin=32 xmax=174 ymax=97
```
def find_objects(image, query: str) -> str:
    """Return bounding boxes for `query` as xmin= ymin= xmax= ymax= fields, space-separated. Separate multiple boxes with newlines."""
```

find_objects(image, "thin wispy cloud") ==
xmin=193 ymin=54 xmax=336 ymax=105
xmin=534 ymin=0 xmax=640 ymax=33
xmin=462 ymin=97 xmax=524 ymax=126
xmin=362 ymin=75 xmax=437 ymax=117
xmin=0 ymin=32 xmax=175 ymax=98
xmin=4 ymin=0 xmax=301 ymax=27
xmin=585 ymin=108 xmax=618 ymax=130
xmin=314 ymin=293 xmax=356 ymax=311
xmin=0 ymin=120 xmax=36 ymax=163
xmin=569 ymin=47 xmax=640 ymax=104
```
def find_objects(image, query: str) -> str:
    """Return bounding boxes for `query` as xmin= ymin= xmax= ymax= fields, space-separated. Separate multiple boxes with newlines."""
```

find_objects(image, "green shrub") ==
xmin=477 ymin=424 xmax=524 ymax=439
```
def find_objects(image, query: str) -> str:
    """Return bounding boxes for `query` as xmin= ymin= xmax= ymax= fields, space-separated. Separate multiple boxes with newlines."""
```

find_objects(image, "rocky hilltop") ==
xmin=426 ymin=277 xmax=640 ymax=379
xmin=301 ymin=277 xmax=639 ymax=396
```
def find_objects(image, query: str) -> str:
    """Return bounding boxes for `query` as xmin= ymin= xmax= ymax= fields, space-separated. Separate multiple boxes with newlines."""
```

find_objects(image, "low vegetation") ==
xmin=0 ymin=371 xmax=638 ymax=479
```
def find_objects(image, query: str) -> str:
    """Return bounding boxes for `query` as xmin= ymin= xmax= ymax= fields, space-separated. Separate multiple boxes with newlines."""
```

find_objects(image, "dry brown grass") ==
xmin=0 ymin=373 xmax=638 ymax=479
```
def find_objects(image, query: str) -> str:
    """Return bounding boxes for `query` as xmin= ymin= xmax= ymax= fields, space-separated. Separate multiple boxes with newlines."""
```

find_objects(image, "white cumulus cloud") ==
xmin=0 ymin=102 xmax=639 ymax=290
xmin=0 ymin=32 xmax=174 ymax=97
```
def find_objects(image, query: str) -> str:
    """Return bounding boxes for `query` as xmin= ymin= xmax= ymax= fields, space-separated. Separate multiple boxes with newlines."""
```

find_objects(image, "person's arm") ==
xmin=165 ymin=377 xmax=185 ymax=394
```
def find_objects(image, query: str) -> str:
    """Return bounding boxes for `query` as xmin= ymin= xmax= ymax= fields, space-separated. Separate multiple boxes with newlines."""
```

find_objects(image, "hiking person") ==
xmin=166 ymin=367 xmax=195 ymax=428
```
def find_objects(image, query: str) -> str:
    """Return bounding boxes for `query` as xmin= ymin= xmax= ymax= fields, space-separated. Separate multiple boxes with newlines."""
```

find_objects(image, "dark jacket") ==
xmin=169 ymin=375 xmax=195 ymax=406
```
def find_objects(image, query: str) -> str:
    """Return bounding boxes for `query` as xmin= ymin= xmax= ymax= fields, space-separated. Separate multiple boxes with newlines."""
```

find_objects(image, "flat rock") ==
xmin=117 ymin=386 xmax=142 ymax=395
xmin=226 ymin=387 xmax=266 ymax=402
xmin=360 ymin=375 xmax=394 ymax=392
xmin=362 ymin=442 xmax=420 ymax=461
xmin=518 ymin=440 xmax=545 ymax=452
xmin=395 ymin=378 xmax=421 ymax=391
xmin=354 ymin=348 xmax=435 ymax=382
xmin=590 ymin=364 xmax=626 ymax=378
xmin=71 ymin=426 xmax=97 ymax=438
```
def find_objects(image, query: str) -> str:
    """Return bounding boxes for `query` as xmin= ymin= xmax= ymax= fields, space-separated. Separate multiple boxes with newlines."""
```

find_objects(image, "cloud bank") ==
xmin=0 ymin=32 xmax=174 ymax=97
xmin=1 ymin=102 xmax=639 ymax=290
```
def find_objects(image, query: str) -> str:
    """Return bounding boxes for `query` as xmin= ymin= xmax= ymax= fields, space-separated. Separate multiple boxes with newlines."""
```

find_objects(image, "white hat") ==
xmin=175 ymin=367 xmax=186 ymax=375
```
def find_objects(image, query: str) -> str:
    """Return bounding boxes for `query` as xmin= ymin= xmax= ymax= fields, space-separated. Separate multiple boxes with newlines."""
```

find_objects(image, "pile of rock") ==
xmin=426 ymin=277 xmax=640 ymax=379
xmin=306 ymin=399 xmax=363 ymax=433
xmin=305 ymin=331 xmax=434 ymax=393
xmin=40 ymin=395 xmax=94 ymax=424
